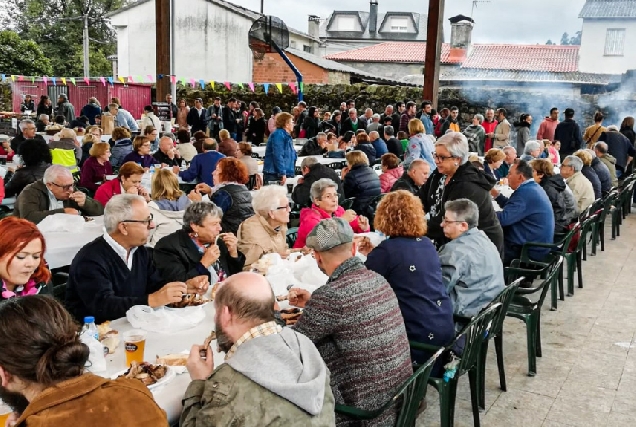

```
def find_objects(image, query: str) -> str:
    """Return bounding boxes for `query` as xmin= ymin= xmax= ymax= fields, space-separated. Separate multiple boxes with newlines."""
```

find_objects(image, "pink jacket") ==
xmin=94 ymin=178 xmax=122 ymax=207
xmin=379 ymin=166 xmax=404 ymax=193
xmin=294 ymin=204 xmax=364 ymax=248
xmin=536 ymin=118 xmax=559 ymax=141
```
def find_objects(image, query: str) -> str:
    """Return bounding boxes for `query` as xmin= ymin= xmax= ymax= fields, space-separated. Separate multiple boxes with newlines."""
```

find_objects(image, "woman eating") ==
xmin=153 ymin=202 xmax=245 ymax=283
xmin=122 ymin=136 xmax=154 ymax=170
xmin=0 ymin=295 xmax=168 ymax=425
xmin=195 ymin=158 xmax=254 ymax=235
xmin=0 ymin=217 xmax=51 ymax=300
xmin=79 ymin=142 xmax=112 ymax=193
xmin=94 ymin=161 xmax=149 ymax=206
xmin=341 ymin=150 xmax=381 ymax=216
xmin=237 ymin=185 xmax=290 ymax=269
xmin=420 ymin=132 xmax=503 ymax=251
xmin=294 ymin=178 xmax=370 ymax=249
xmin=358 ymin=190 xmax=455 ymax=365
xmin=379 ymin=153 xmax=403 ymax=193
xmin=483 ymin=148 xmax=505 ymax=181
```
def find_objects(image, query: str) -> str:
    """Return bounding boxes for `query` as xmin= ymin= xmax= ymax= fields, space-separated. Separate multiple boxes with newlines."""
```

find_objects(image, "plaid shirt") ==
xmin=224 ymin=321 xmax=282 ymax=361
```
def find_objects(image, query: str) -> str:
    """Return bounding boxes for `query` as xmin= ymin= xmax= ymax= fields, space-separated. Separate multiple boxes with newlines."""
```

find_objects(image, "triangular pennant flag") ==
xmin=10 ymin=75 xmax=15 ymax=82
xmin=83 ymin=77 xmax=89 ymax=85
xmin=289 ymin=82 xmax=296 ymax=94
xmin=248 ymin=82 xmax=255 ymax=92
xmin=210 ymin=80 xmax=215 ymax=89
xmin=51 ymin=77 xmax=57 ymax=86
xmin=99 ymin=77 xmax=106 ymax=86
xmin=127 ymin=76 xmax=134 ymax=83
xmin=107 ymin=77 xmax=114 ymax=85
xmin=275 ymin=83 xmax=283 ymax=93
xmin=18 ymin=75 xmax=24 ymax=81
xmin=263 ymin=83 xmax=270 ymax=94
xmin=300 ymin=82 xmax=304 ymax=92
xmin=43 ymin=76 xmax=48 ymax=85
xmin=147 ymin=74 xmax=154 ymax=82
xmin=61 ymin=77 xmax=67 ymax=86
xmin=224 ymin=81 xmax=231 ymax=91
xmin=70 ymin=77 xmax=76 ymax=86
xmin=180 ymin=77 xmax=186 ymax=86
xmin=0 ymin=74 xmax=5 ymax=82
xmin=237 ymin=83 xmax=243 ymax=89
xmin=199 ymin=79 xmax=205 ymax=89
xmin=189 ymin=78 xmax=196 ymax=87
xmin=136 ymin=75 xmax=143 ymax=83
xmin=118 ymin=76 xmax=125 ymax=83
xmin=170 ymin=75 xmax=176 ymax=84
xmin=31 ymin=76 xmax=35 ymax=83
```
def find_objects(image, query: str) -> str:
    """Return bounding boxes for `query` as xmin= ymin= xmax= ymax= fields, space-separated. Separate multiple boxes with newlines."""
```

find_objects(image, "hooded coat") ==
xmin=539 ymin=174 xmax=576 ymax=231
xmin=147 ymin=198 xmax=189 ymax=248
xmin=514 ymin=121 xmax=531 ymax=154
xmin=598 ymin=153 xmax=618 ymax=187
xmin=591 ymin=156 xmax=612 ymax=195
xmin=420 ymin=162 xmax=503 ymax=250
xmin=343 ymin=163 xmax=381 ymax=216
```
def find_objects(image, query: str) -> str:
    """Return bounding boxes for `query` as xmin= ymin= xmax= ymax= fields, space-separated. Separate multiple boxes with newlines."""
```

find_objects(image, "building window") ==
xmin=390 ymin=17 xmax=408 ymax=32
xmin=290 ymin=40 xmax=297 ymax=48
xmin=303 ymin=45 xmax=312 ymax=53
xmin=604 ymin=28 xmax=625 ymax=56
xmin=337 ymin=16 xmax=356 ymax=31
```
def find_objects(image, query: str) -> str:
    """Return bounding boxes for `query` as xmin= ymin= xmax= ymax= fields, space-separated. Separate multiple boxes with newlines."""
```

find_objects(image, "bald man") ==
xmin=182 ymin=272 xmax=335 ymax=426
xmin=152 ymin=136 xmax=182 ymax=169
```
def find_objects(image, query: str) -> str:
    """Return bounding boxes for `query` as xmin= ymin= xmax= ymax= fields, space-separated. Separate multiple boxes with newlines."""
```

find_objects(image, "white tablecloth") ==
xmin=251 ymin=144 xmax=302 ymax=158
xmin=492 ymin=185 xmax=514 ymax=212
xmin=41 ymin=216 xmax=105 ymax=269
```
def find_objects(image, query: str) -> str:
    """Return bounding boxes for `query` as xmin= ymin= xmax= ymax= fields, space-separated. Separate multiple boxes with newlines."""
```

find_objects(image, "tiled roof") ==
xmin=326 ymin=42 xmax=579 ymax=73
xmin=440 ymin=69 xmax=619 ymax=85
xmin=579 ymin=0 xmax=636 ymax=18
xmin=325 ymin=42 xmax=453 ymax=63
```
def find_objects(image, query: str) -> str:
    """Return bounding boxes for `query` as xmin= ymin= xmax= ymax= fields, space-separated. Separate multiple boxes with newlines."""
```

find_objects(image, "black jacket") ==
xmin=20 ymin=100 xmax=35 ymax=112
xmin=340 ymin=118 xmax=364 ymax=136
xmin=153 ymin=229 xmax=245 ymax=283
xmin=298 ymin=138 xmax=326 ymax=157
xmin=599 ymin=131 xmax=636 ymax=171
xmin=539 ymin=174 xmax=573 ymax=232
xmin=343 ymin=164 xmax=381 ymax=216
xmin=620 ymin=126 xmax=636 ymax=145
xmin=216 ymin=184 xmax=255 ymax=235
xmin=37 ymin=103 xmax=53 ymax=118
xmin=591 ymin=157 xmax=612 ymax=194
xmin=10 ymin=134 xmax=46 ymax=155
xmin=186 ymin=108 xmax=209 ymax=133
xmin=35 ymin=120 xmax=47 ymax=132
xmin=420 ymin=162 xmax=503 ymax=250
xmin=581 ymin=165 xmax=602 ymax=200
xmin=391 ymin=172 xmax=418 ymax=195
xmin=302 ymin=113 xmax=319 ymax=139
xmin=355 ymin=142 xmax=377 ymax=164
xmin=222 ymin=106 xmax=237 ymax=133
xmin=385 ymin=137 xmax=404 ymax=158
xmin=4 ymin=162 xmax=50 ymax=198
xmin=555 ymin=119 xmax=583 ymax=158
xmin=318 ymin=120 xmax=335 ymax=134
xmin=292 ymin=163 xmax=343 ymax=208
xmin=329 ymin=118 xmax=342 ymax=136
xmin=246 ymin=117 xmax=266 ymax=145
xmin=152 ymin=150 xmax=182 ymax=167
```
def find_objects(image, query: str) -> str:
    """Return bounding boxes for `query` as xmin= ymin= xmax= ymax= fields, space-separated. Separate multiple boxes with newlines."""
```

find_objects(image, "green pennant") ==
xmin=70 ymin=77 xmax=76 ymax=85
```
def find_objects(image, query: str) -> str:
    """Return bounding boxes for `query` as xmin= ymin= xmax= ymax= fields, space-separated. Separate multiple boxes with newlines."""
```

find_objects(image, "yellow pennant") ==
xmin=210 ymin=80 xmax=215 ymax=89
xmin=275 ymin=83 xmax=283 ymax=93
xmin=61 ymin=77 xmax=67 ymax=85
xmin=118 ymin=76 xmax=125 ymax=83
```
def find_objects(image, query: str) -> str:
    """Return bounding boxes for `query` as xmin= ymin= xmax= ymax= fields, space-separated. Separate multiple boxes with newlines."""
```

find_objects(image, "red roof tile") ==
xmin=325 ymin=42 xmax=580 ymax=73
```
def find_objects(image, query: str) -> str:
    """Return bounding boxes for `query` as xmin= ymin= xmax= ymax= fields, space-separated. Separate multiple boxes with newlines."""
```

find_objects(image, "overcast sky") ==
xmin=234 ymin=0 xmax=587 ymax=44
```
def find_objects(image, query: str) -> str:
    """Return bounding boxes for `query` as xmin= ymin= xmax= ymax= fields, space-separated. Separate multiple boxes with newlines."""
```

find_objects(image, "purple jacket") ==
xmin=122 ymin=151 xmax=155 ymax=168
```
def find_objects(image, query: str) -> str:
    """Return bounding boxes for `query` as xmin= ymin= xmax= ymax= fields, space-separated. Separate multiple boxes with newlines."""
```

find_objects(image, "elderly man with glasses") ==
xmin=65 ymin=194 xmax=209 ymax=323
xmin=13 ymin=164 xmax=103 ymax=224
xmin=560 ymin=155 xmax=595 ymax=212
xmin=11 ymin=119 xmax=46 ymax=154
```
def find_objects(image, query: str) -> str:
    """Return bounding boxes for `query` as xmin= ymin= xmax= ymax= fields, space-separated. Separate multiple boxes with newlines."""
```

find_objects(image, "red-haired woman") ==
xmin=195 ymin=158 xmax=255 ymax=234
xmin=0 ymin=217 xmax=51 ymax=300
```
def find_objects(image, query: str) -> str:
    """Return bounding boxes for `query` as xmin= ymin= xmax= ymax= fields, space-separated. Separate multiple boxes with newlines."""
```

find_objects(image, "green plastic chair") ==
xmin=335 ymin=348 xmax=443 ymax=426
xmin=505 ymin=255 xmax=563 ymax=376
xmin=286 ymin=227 xmax=299 ymax=248
xmin=592 ymin=190 xmax=619 ymax=254
xmin=612 ymin=178 xmax=636 ymax=238
xmin=339 ymin=197 xmax=355 ymax=210
xmin=411 ymin=303 xmax=503 ymax=427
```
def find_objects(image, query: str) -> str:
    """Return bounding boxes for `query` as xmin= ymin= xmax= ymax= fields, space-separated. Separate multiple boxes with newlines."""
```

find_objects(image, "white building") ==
xmin=578 ymin=0 xmax=636 ymax=74
xmin=107 ymin=0 xmax=319 ymax=82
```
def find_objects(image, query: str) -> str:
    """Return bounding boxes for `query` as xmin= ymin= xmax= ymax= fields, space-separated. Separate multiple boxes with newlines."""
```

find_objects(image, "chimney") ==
xmin=369 ymin=0 xmax=378 ymax=35
xmin=308 ymin=15 xmax=320 ymax=39
xmin=448 ymin=14 xmax=474 ymax=62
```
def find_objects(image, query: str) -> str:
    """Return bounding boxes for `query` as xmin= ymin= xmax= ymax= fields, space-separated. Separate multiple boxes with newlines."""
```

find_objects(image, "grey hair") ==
xmin=524 ymin=140 xmax=541 ymax=155
xmin=163 ymin=131 xmax=175 ymax=140
xmin=104 ymin=194 xmax=145 ymax=233
xmin=300 ymin=156 xmax=319 ymax=169
xmin=607 ymin=125 xmax=619 ymax=132
xmin=372 ymin=113 xmax=380 ymax=120
xmin=444 ymin=199 xmax=479 ymax=229
xmin=564 ymin=155 xmax=583 ymax=172
xmin=369 ymin=131 xmax=380 ymax=139
xmin=38 ymin=114 xmax=48 ymax=121
xmin=408 ymin=158 xmax=430 ymax=171
xmin=310 ymin=178 xmax=337 ymax=203
xmin=182 ymin=201 xmax=223 ymax=233
xmin=348 ymin=108 xmax=357 ymax=114
xmin=252 ymin=185 xmax=288 ymax=215
xmin=474 ymin=114 xmax=484 ymax=124
xmin=43 ymin=164 xmax=72 ymax=184
xmin=435 ymin=132 xmax=469 ymax=164
xmin=502 ymin=146 xmax=517 ymax=155
xmin=316 ymin=132 xmax=327 ymax=140
xmin=585 ymin=148 xmax=597 ymax=159
xmin=594 ymin=141 xmax=608 ymax=154
xmin=19 ymin=119 xmax=35 ymax=132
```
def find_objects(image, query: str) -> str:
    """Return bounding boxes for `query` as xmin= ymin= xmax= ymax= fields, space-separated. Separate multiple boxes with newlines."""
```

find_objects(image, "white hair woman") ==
xmin=237 ymin=185 xmax=291 ymax=269
xmin=419 ymin=132 xmax=504 ymax=250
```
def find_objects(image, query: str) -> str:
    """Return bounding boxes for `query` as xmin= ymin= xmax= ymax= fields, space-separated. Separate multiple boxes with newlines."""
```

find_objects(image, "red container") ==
xmin=12 ymin=81 xmax=152 ymax=119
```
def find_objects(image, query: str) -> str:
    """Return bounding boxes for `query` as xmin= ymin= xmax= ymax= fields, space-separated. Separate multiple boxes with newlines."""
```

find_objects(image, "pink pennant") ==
xmin=170 ymin=75 xmax=176 ymax=84
xmin=248 ymin=82 xmax=255 ymax=92
xmin=99 ymin=77 xmax=106 ymax=86
xmin=289 ymin=82 xmax=297 ymax=94
xmin=224 ymin=81 xmax=231 ymax=91
xmin=43 ymin=76 xmax=48 ymax=85
xmin=84 ymin=77 xmax=90 ymax=85
xmin=190 ymin=78 xmax=196 ymax=87
xmin=147 ymin=74 xmax=154 ymax=82
xmin=18 ymin=75 xmax=24 ymax=81
xmin=128 ymin=75 xmax=134 ymax=83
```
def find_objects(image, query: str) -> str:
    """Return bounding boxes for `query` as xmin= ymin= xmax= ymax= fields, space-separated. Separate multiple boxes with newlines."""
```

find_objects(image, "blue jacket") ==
xmin=343 ymin=164 xmax=381 ymax=216
xmin=439 ymin=228 xmax=505 ymax=317
xmin=404 ymin=133 xmax=436 ymax=171
xmin=421 ymin=114 xmax=434 ymax=135
xmin=110 ymin=139 xmax=133 ymax=167
xmin=179 ymin=150 xmax=226 ymax=186
xmin=495 ymin=180 xmax=555 ymax=262
xmin=80 ymin=103 xmax=102 ymax=125
xmin=371 ymin=138 xmax=388 ymax=157
xmin=263 ymin=128 xmax=297 ymax=178
xmin=365 ymin=236 xmax=455 ymax=364
xmin=483 ymin=162 xmax=501 ymax=181
xmin=114 ymin=109 xmax=139 ymax=131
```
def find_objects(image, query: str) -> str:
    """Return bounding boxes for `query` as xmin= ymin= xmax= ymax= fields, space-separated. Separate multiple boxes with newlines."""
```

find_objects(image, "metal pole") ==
xmin=83 ymin=13 xmax=90 ymax=77
xmin=272 ymin=43 xmax=303 ymax=102
xmin=170 ymin=0 xmax=176 ymax=100
xmin=260 ymin=0 xmax=264 ymax=14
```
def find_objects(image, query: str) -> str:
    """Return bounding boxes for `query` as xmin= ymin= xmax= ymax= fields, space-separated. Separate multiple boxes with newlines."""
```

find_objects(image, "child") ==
xmin=397 ymin=131 xmax=409 ymax=154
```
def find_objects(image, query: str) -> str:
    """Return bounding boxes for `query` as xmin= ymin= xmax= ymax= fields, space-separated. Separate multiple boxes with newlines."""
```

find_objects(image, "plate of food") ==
xmin=114 ymin=361 xmax=175 ymax=391
xmin=280 ymin=308 xmax=302 ymax=326
xmin=97 ymin=321 xmax=119 ymax=354
xmin=166 ymin=294 xmax=209 ymax=309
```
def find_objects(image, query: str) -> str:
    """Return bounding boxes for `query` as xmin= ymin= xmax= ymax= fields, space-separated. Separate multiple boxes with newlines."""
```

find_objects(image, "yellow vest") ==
xmin=50 ymin=148 xmax=79 ymax=173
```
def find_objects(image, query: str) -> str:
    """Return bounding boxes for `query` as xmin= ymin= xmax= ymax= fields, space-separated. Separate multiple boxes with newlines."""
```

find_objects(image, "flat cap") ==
xmin=306 ymin=217 xmax=354 ymax=252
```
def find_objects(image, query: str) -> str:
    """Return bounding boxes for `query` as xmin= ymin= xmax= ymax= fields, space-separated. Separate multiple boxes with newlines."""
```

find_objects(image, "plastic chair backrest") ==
xmin=453 ymin=303 xmax=503 ymax=376
xmin=510 ymin=255 xmax=563 ymax=310
xmin=286 ymin=227 xmax=299 ymax=247
xmin=575 ymin=214 xmax=597 ymax=252
xmin=489 ymin=278 xmax=523 ymax=336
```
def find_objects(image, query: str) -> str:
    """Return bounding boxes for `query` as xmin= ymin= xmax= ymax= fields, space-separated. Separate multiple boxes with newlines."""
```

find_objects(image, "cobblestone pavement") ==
xmin=417 ymin=213 xmax=636 ymax=427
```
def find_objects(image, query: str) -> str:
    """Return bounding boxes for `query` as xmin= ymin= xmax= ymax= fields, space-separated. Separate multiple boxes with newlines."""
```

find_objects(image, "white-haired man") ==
xmin=14 ymin=164 xmax=103 ymax=224
xmin=560 ymin=155 xmax=595 ymax=212
xmin=10 ymin=119 xmax=46 ymax=154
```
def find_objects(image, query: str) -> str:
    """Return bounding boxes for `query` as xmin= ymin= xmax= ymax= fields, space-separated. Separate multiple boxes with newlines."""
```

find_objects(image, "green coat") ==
xmin=180 ymin=364 xmax=336 ymax=427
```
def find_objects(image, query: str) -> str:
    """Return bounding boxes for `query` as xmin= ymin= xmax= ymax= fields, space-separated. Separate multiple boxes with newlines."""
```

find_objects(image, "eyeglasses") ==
xmin=432 ymin=152 xmax=456 ymax=162
xmin=442 ymin=217 xmax=464 ymax=224
xmin=122 ymin=214 xmax=154 ymax=228
xmin=275 ymin=205 xmax=291 ymax=211
xmin=51 ymin=182 xmax=74 ymax=191
xmin=320 ymin=193 xmax=339 ymax=200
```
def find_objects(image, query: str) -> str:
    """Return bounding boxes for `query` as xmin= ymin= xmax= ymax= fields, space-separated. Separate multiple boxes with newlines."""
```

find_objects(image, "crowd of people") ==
xmin=0 ymin=93 xmax=634 ymax=427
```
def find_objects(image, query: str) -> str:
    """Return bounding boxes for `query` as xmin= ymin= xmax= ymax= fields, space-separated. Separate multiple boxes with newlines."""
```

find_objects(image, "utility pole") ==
xmin=156 ymin=0 xmax=171 ymax=101
xmin=423 ymin=0 xmax=445 ymax=106
xmin=83 ymin=12 xmax=90 ymax=77
xmin=260 ymin=0 xmax=264 ymax=13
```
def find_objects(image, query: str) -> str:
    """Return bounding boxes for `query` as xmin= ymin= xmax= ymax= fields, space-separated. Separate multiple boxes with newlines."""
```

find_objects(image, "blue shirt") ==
xmin=179 ymin=151 xmax=226 ymax=186
xmin=371 ymin=138 xmax=388 ymax=157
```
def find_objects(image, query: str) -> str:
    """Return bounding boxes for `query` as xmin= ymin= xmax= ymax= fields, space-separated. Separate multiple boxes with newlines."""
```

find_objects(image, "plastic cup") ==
xmin=0 ymin=402 xmax=12 ymax=426
xmin=123 ymin=329 xmax=146 ymax=366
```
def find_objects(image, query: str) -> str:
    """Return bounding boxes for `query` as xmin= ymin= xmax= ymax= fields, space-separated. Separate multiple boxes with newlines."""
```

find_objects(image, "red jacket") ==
xmin=94 ymin=178 xmax=122 ymax=207
xmin=481 ymin=119 xmax=498 ymax=152
xmin=294 ymin=205 xmax=364 ymax=249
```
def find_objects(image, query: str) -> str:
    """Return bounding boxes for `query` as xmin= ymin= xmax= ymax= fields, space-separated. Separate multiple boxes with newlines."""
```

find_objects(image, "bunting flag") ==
xmin=135 ymin=75 xmax=142 ymax=83
xmin=70 ymin=77 xmax=76 ymax=86
xmin=0 ymin=74 xmax=5 ymax=82
xmin=189 ymin=78 xmax=196 ymax=87
xmin=180 ymin=77 xmax=186 ymax=86
xmin=128 ymin=76 xmax=134 ymax=83
xmin=18 ymin=75 xmax=24 ymax=81
xmin=107 ymin=77 xmax=114 ymax=85
xmin=210 ymin=80 xmax=215 ymax=89
xmin=275 ymin=83 xmax=283 ymax=93
xmin=248 ymin=82 xmax=255 ymax=92
xmin=51 ymin=77 xmax=57 ymax=86
xmin=300 ymin=82 xmax=304 ymax=92
xmin=146 ymin=74 xmax=154 ymax=82
xmin=31 ymin=76 xmax=35 ymax=83
xmin=289 ymin=82 xmax=296 ymax=94
xmin=60 ymin=77 xmax=67 ymax=86
xmin=224 ymin=81 xmax=231 ymax=91
xmin=118 ymin=76 xmax=125 ymax=83
xmin=237 ymin=83 xmax=243 ymax=89
xmin=99 ymin=77 xmax=106 ymax=86
xmin=199 ymin=79 xmax=205 ymax=89
xmin=263 ymin=83 xmax=270 ymax=94
xmin=84 ymin=77 xmax=90 ymax=85
xmin=10 ymin=75 xmax=15 ymax=82
xmin=43 ymin=76 xmax=48 ymax=85
xmin=170 ymin=75 xmax=176 ymax=84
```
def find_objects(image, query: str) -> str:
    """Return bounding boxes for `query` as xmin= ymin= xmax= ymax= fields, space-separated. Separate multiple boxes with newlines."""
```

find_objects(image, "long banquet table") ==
xmin=40 ymin=216 xmax=105 ymax=269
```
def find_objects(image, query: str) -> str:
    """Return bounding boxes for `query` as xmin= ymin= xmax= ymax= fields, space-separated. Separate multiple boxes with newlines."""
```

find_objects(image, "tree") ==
xmin=0 ymin=30 xmax=53 ymax=75
xmin=560 ymin=32 xmax=570 ymax=45
xmin=545 ymin=39 xmax=555 ymax=45
xmin=559 ymin=31 xmax=581 ymax=46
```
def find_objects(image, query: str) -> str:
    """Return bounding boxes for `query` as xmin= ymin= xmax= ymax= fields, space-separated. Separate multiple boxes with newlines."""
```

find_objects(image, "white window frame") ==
xmin=390 ymin=17 xmax=409 ymax=32
xmin=604 ymin=28 xmax=625 ymax=56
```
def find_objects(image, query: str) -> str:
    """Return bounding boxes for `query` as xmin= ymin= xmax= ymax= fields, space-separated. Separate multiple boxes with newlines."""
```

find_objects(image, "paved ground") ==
xmin=417 ymin=212 xmax=636 ymax=427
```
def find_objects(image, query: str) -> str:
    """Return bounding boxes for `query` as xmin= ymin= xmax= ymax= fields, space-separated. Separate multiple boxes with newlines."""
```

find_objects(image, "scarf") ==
xmin=1 ymin=279 xmax=38 ymax=299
